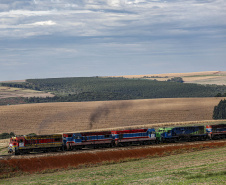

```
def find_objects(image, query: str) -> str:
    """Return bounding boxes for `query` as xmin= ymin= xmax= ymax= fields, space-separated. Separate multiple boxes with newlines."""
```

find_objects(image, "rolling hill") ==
xmin=0 ymin=71 xmax=226 ymax=135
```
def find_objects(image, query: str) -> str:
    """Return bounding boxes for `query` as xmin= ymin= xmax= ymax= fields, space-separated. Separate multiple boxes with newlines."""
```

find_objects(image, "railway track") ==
xmin=1 ymin=139 xmax=225 ymax=176
xmin=1 ymin=138 xmax=226 ymax=160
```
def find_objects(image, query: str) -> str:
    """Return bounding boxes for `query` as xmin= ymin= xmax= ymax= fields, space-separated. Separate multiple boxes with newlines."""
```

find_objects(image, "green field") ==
xmin=1 ymin=146 xmax=225 ymax=184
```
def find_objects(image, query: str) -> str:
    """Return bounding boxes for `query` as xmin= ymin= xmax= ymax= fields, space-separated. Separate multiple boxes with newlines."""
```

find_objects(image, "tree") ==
xmin=215 ymin=93 xmax=222 ymax=97
xmin=9 ymin=132 xmax=15 ymax=137
xmin=213 ymin=99 xmax=226 ymax=119
xmin=167 ymin=77 xmax=184 ymax=83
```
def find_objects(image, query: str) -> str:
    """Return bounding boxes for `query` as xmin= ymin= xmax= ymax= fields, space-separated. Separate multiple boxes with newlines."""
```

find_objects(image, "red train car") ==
xmin=206 ymin=124 xmax=226 ymax=139
xmin=8 ymin=134 xmax=62 ymax=155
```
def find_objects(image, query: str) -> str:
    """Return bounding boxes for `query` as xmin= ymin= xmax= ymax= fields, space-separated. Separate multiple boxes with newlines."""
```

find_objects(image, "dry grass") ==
xmin=0 ymin=139 xmax=9 ymax=147
xmin=112 ymin=71 xmax=226 ymax=85
xmin=0 ymin=86 xmax=54 ymax=99
xmin=116 ymin=71 xmax=219 ymax=78
xmin=0 ymin=97 xmax=225 ymax=135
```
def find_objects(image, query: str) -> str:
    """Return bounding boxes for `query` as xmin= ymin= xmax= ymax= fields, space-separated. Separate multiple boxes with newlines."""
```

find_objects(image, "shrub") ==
xmin=213 ymin=99 xmax=226 ymax=119
xmin=0 ymin=132 xmax=15 ymax=139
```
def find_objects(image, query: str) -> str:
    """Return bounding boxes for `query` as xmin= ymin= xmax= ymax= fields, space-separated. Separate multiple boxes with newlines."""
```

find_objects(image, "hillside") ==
xmin=0 ymin=97 xmax=225 ymax=135
xmin=0 ymin=71 xmax=226 ymax=106
xmin=1 ymin=144 xmax=225 ymax=184
xmin=1 ymin=75 xmax=226 ymax=105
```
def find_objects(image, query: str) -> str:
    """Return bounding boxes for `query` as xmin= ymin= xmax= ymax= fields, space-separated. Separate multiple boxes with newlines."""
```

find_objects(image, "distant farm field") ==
xmin=0 ymin=86 xmax=54 ymax=99
xmin=0 ymin=97 xmax=225 ymax=135
xmin=116 ymin=71 xmax=226 ymax=85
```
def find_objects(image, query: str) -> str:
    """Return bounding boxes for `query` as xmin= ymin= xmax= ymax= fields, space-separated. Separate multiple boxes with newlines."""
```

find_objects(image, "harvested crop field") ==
xmin=0 ymin=140 xmax=225 ymax=177
xmin=115 ymin=71 xmax=226 ymax=85
xmin=0 ymin=86 xmax=54 ymax=99
xmin=0 ymin=97 xmax=225 ymax=135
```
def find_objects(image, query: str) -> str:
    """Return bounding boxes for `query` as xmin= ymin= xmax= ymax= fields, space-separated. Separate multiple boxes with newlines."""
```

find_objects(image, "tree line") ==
xmin=1 ymin=77 xmax=226 ymax=105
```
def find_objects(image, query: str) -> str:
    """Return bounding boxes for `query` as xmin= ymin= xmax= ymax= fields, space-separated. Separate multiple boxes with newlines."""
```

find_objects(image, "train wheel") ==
xmin=14 ymin=151 xmax=20 ymax=155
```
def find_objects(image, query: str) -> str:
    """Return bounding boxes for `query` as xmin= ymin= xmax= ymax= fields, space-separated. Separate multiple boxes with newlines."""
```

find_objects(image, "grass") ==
xmin=0 ymin=139 xmax=9 ymax=155
xmin=0 ymin=86 xmax=40 ymax=93
xmin=0 ymin=86 xmax=54 ymax=101
xmin=1 ymin=146 xmax=225 ymax=184
xmin=0 ymin=146 xmax=8 ymax=156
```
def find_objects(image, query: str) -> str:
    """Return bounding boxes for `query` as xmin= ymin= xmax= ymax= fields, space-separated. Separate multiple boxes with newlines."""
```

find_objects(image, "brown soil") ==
xmin=1 ymin=140 xmax=225 ymax=176
xmin=0 ymin=97 xmax=224 ymax=135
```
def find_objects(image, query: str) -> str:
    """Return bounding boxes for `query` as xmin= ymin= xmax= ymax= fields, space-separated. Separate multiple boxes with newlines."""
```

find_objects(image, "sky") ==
xmin=0 ymin=0 xmax=226 ymax=81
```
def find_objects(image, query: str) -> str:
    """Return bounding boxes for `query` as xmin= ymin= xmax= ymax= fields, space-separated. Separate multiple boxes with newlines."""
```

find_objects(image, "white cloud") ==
xmin=30 ymin=20 xmax=56 ymax=26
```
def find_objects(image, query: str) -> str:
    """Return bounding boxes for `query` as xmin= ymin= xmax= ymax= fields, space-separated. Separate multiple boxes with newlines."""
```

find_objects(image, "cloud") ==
xmin=0 ymin=0 xmax=225 ymax=40
xmin=30 ymin=20 xmax=56 ymax=26
xmin=0 ymin=0 xmax=226 ymax=81
xmin=0 ymin=0 xmax=225 ymax=39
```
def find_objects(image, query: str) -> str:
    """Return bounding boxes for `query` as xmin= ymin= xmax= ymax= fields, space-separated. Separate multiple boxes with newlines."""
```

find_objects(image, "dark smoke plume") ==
xmin=89 ymin=102 xmax=132 ymax=129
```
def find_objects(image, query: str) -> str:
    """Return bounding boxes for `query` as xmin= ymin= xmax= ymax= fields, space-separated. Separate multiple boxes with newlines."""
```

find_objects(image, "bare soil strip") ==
xmin=1 ymin=140 xmax=225 ymax=177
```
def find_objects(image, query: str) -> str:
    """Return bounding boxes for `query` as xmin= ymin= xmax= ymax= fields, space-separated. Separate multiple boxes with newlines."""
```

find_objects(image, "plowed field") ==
xmin=1 ymin=140 xmax=225 ymax=177
xmin=0 ymin=97 xmax=225 ymax=135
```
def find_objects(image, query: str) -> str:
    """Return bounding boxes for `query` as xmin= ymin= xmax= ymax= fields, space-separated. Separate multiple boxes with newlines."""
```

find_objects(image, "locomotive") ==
xmin=8 ymin=124 xmax=226 ymax=155
xmin=8 ymin=134 xmax=62 ymax=155
xmin=63 ymin=128 xmax=156 ymax=151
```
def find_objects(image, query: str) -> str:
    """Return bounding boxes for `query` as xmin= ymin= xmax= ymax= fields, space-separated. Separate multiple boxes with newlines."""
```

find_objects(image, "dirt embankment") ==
xmin=0 ymin=140 xmax=225 ymax=177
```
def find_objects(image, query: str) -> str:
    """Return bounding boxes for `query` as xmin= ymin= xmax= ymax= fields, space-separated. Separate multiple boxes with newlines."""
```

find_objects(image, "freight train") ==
xmin=8 ymin=124 xmax=226 ymax=155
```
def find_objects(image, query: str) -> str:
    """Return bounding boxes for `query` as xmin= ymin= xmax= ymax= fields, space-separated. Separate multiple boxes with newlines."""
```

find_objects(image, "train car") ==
xmin=8 ymin=134 xmax=63 ymax=155
xmin=157 ymin=126 xmax=206 ymax=142
xmin=156 ymin=127 xmax=174 ymax=142
xmin=206 ymin=124 xmax=226 ymax=139
xmin=111 ymin=128 xmax=156 ymax=146
xmin=63 ymin=131 xmax=113 ymax=150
